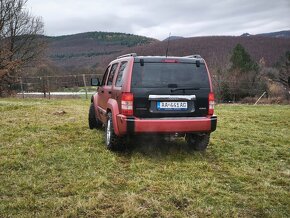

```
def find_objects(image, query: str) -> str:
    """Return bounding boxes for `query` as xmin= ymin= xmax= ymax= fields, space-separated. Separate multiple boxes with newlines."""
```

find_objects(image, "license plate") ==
xmin=157 ymin=101 xmax=187 ymax=111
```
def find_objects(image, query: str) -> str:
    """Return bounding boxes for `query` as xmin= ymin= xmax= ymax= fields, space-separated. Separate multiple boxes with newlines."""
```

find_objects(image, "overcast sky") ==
xmin=26 ymin=0 xmax=290 ymax=40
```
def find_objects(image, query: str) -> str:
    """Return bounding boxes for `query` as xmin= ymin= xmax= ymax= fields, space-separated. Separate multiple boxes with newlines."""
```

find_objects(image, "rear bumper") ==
xmin=116 ymin=115 xmax=217 ymax=135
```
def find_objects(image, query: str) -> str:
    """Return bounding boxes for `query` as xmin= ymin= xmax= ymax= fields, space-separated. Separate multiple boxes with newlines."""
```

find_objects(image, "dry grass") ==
xmin=0 ymin=99 xmax=289 ymax=217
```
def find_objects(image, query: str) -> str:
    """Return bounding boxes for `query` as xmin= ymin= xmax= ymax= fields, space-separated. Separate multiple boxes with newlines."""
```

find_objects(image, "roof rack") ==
xmin=117 ymin=53 xmax=137 ymax=59
xmin=183 ymin=54 xmax=202 ymax=59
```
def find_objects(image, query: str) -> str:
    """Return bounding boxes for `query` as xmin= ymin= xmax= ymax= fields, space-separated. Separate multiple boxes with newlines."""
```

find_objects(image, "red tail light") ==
xmin=121 ymin=92 xmax=133 ymax=116
xmin=208 ymin=92 xmax=215 ymax=115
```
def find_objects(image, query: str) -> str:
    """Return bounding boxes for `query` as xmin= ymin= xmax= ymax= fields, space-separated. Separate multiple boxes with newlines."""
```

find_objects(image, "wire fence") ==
xmin=8 ymin=73 xmax=272 ymax=102
xmin=12 ymin=74 xmax=101 ymax=99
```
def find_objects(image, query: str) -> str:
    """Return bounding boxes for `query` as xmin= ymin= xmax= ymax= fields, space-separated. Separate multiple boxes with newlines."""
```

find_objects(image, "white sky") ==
xmin=26 ymin=0 xmax=290 ymax=40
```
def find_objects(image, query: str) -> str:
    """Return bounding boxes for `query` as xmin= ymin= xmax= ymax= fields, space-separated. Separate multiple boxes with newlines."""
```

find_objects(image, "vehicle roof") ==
xmin=133 ymin=55 xmax=205 ymax=63
xmin=113 ymin=53 xmax=205 ymax=64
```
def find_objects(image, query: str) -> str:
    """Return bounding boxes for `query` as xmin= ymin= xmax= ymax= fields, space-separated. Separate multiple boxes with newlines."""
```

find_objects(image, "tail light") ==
xmin=121 ymin=92 xmax=134 ymax=116
xmin=208 ymin=92 xmax=215 ymax=115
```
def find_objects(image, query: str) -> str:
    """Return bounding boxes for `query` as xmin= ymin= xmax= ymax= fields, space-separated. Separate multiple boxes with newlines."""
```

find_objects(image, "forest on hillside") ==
xmin=3 ymin=33 xmax=290 ymax=102
xmin=45 ymin=32 xmax=157 ymax=69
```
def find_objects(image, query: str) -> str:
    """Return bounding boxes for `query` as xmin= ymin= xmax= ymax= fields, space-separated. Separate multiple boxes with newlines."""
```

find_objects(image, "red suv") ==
xmin=89 ymin=53 xmax=217 ymax=151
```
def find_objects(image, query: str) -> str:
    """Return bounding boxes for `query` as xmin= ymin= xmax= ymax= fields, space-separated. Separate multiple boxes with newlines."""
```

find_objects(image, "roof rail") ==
xmin=183 ymin=54 xmax=202 ymax=59
xmin=117 ymin=53 xmax=137 ymax=59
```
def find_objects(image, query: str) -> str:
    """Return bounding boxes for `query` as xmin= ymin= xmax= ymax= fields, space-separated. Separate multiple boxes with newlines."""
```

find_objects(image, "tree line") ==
xmin=215 ymin=44 xmax=290 ymax=102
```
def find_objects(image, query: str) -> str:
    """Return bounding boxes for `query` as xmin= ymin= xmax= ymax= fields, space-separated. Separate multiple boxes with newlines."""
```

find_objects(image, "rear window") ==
xmin=131 ymin=62 xmax=209 ymax=88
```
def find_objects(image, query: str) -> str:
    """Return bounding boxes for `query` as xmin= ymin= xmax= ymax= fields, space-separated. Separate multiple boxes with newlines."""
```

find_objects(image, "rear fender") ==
xmin=107 ymin=98 xmax=120 ymax=135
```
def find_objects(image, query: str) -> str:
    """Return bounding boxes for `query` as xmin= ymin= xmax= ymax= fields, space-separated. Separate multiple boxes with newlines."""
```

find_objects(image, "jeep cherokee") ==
xmin=89 ymin=53 xmax=217 ymax=151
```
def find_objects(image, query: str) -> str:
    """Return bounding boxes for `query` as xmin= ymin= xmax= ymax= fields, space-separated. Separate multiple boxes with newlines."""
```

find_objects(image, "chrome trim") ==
xmin=149 ymin=95 xmax=196 ymax=101
xmin=183 ymin=54 xmax=202 ymax=59
xmin=117 ymin=53 xmax=137 ymax=59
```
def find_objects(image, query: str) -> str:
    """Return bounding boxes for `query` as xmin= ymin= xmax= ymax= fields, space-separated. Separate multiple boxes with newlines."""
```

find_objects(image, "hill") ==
xmin=45 ymin=31 xmax=158 ymax=69
xmin=241 ymin=30 xmax=290 ymax=38
xmin=163 ymin=36 xmax=185 ymax=41
xmin=102 ymin=35 xmax=290 ymax=71
xmin=41 ymin=31 xmax=290 ymax=76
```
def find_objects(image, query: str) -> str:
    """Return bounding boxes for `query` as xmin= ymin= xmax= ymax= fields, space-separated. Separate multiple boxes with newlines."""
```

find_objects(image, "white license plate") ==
xmin=157 ymin=102 xmax=187 ymax=111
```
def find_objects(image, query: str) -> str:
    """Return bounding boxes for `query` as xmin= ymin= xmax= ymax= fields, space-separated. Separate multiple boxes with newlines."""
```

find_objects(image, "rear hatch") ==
xmin=130 ymin=57 xmax=211 ymax=118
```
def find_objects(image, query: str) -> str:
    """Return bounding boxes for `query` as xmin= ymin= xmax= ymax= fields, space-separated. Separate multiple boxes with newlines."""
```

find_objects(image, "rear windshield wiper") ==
xmin=171 ymin=88 xmax=200 ymax=93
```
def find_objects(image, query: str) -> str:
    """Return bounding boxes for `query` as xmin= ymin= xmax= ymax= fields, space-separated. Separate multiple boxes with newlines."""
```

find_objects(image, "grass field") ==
xmin=0 ymin=98 xmax=289 ymax=217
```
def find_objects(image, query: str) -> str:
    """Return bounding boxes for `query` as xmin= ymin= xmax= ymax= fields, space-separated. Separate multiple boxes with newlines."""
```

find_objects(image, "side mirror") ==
xmin=91 ymin=78 xmax=100 ymax=86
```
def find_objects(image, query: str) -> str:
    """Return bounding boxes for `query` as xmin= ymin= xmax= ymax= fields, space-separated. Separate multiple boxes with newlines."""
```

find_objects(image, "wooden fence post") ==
xmin=82 ymin=74 xmax=88 ymax=99
xmin=254 ymin=91 xmax=267 ymax=105
xmin=20 ymin=77 xmax=24 ymax=99
xmin=47 ymin=76 xmax=51 ymax=99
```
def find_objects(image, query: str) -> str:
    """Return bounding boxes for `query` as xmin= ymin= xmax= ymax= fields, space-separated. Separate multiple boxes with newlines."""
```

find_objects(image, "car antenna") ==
xmin=165 ymin=32 xmax=171 ymax=57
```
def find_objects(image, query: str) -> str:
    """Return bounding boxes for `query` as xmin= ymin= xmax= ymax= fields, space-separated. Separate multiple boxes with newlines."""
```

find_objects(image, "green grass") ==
xmin=0 ymin=99 xmax=289 ymax=217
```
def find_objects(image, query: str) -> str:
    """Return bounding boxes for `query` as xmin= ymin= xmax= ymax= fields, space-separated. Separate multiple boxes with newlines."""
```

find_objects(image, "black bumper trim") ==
xmin=126 ymin=117 xmax=135 ymax=134
xmin=211 ymin=116 xmax=217 ymax=132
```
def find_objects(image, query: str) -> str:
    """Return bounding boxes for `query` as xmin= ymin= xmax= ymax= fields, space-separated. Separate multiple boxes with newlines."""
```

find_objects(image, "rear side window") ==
xmin=131 ymin=62 xmax=209 ymax=88
xmin=101 ymin=67 xmax=110 ymax=86
xmin=107 ymin=63 xmax=118 ymax=86
xmin=115 ymin=61 xmax=128 ymax=87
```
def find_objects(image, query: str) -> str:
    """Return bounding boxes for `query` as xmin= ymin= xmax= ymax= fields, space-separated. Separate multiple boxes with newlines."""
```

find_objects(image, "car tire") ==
xmin=88 ymin=103 xmax=102 ymax=129
xmin=185 ymin=133 xmax=210 ymax=151
xmin=105 ymin=112 xmax=124 ymax=151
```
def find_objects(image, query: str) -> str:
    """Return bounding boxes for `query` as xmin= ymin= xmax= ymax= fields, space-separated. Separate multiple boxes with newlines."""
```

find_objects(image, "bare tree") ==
xmin=277 ymin=52 xmax=290 ymax=88
xmin=0 ymin=0 xmax=45 ymax=95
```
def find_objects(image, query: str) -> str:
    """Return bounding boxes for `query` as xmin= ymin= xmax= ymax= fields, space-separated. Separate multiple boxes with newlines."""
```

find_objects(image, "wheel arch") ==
xmin=107 ymin=98 xmax=120 ymax=136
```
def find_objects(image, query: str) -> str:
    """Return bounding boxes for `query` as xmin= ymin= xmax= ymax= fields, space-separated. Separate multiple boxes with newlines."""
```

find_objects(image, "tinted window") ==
xmin=107 ymin=63 xmax=118 ymax=86
xmin=101 ymin=66 xmax=110 ymax=86
xmin=131 ymin=62 xmax=209 ymax=88
xmin=115 ymin=61 xmax=128 ymax=87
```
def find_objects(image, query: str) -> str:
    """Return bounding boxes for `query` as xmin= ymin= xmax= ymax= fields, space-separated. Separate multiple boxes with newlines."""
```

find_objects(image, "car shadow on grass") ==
xmin=109 ymin=135 xmax=220 ymax=179
xmin=119 ymin=135 xmax=211 ymax=158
